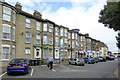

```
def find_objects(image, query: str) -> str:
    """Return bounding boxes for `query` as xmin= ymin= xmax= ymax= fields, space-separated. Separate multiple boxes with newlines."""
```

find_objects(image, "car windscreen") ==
xmin=10 ymin=59 xmax=26 ymax=63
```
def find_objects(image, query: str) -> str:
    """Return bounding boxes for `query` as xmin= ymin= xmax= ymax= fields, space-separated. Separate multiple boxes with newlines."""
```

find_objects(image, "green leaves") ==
xmin=98 ymin=2 xmax=120 ymax=31
xmin=98 ymin=2 xmax=120 ymax=49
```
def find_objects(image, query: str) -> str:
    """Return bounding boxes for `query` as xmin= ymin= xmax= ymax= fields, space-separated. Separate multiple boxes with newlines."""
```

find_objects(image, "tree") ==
xmin=98 ymin=2 xmax=120 ymax=49
xmin=116 ymin=33 xmax=120 ymax=48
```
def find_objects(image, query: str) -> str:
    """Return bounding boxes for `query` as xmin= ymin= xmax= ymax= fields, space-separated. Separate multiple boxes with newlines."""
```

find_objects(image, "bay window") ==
xmin=2 ymin=45 xmax=10 ymax=60
xmin=3 ymin=24 xmax=11 ymax=40
xmin=12 ymin=28 xmax=15 ymax=41
xmin=3 ymin=6 xmax=11 ymax=21
xmin=13 ymin=11 xmax=16 ymax=24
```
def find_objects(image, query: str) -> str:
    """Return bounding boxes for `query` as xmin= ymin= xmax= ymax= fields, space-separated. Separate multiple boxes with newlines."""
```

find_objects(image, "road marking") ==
xmin=0 ymin=72 xmax=7 ymax=78
xmin=31 ymin=68 xmax=34 ymax=76
xmin=52 ymin=69 xmax=56 ymax=72
xmin=60 ymin=65 xmax=70 ymax=70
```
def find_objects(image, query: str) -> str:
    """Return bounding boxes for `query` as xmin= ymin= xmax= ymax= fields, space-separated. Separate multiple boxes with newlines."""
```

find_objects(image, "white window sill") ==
xmin=2 ymin=59 xmax=10 ymax=61
xmin=2 ymin=38 xmax=11 ymax=41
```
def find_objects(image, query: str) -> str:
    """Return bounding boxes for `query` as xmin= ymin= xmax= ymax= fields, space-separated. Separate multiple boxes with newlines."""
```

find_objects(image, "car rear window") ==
xmin=10 ymin=59 xmax=26 ymax=63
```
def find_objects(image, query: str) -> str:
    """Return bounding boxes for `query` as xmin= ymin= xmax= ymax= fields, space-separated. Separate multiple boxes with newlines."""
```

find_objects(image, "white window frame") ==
xmin=68 ymin=32 xmax=70 ymax=39
xmin=49 ymin=24 xmax=53 ymax=33
xmin=36 ymin=22 xmax=40 ymax=31
xmin=49 ymin=35 xmax=52 ymax=45
xmin=36 ymin=34 xmax=40 ymax=44
xmin=43 ymin=49 xmax=47 ymax=59
xmin=60 ymin=38 xmax=63 ymax=47
xmin=65 ymin=29 xmax=67 ymax=37
xmin=2 ymin=45 xmax=10 ymax=60
xmin=72 ymin=41 xmax=74 ymax=48
xmin=25 ymin=32 xmax=31 ymax=43
xmin=43 ymin=23 xmax=47 ymax=32
xmin=3 ymin=6 xmax=11 ymax=21
xmin=55 ymin=49 xmax=59 ymax=59
xmin=12 ymin=27 xmax=15 ymax=41
xmin=26 ymin=17 xmax=31 ymax=28
xmin=72 ymin=33 xmax=74 ymax=39
xmin=13 ymin=11 xmax=16 ymax=24
xmin=55 ymin=27 xmax=59 ymax=35
xmin=49 ymin=49 xmax=52 ymax=57
xmin=43 ymin=35 xmax=47 ymax=44
xmin=60 ymin=28 xmax=63 ymax=36
xmin=65 ymin=38 xmax=67 ymax=47
xmin=12 ymin=46 xmax=15 ymax=59
xmin=55 ymin=37 xmax=59 ymax=46
xmin=2 ymin=24 xmax=11 ymax=40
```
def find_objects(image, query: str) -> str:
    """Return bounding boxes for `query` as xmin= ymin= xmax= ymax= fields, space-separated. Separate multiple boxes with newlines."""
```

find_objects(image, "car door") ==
xmin=84 ymin=57 xmax=88 ymax=62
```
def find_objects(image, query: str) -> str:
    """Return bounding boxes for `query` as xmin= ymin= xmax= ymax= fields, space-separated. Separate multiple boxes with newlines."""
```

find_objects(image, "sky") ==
xmin=6 ymin=0 xmax=118 ymax=51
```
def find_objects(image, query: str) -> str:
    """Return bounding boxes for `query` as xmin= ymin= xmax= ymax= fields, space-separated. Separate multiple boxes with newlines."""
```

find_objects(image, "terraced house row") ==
xmin=0 ymin=0 xmax=108 ymax=72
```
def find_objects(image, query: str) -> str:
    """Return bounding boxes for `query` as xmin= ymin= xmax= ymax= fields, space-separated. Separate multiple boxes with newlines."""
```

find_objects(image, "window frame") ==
xmin=26 ymin=17 xmax=31 ymax=28
xmin=3 ymin=6 xmax=11 ymax=22
xmin=2 ymin=24 xmax=11 ymax=40
xmin=36 ymin=22 xmax=41 ymax=31
xmin=36 ymin=33 xmax=40 ymax=44
xmin=25 ymin=31 xmax=31 ymax=43
xmin=2 ymin=45 xmax=10 ymax=60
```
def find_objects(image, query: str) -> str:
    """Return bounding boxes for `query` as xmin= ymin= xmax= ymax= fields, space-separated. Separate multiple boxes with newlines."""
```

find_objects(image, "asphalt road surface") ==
xmin=1 ymin=59 xmax=118 ymax=78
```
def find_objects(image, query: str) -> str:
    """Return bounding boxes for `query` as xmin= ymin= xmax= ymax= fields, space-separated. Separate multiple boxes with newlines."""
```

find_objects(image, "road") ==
xmin=1 ymin=59 xmax=118 ymax=79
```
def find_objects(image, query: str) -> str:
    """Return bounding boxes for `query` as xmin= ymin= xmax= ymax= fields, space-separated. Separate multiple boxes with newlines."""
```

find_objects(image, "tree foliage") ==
xmin=98 ymin=2 xmax=120 ymax=49
xmin=99 ymin=2 xmax=120 ymax=31
xmin=116 ymin=33 xmax=120 ymax=48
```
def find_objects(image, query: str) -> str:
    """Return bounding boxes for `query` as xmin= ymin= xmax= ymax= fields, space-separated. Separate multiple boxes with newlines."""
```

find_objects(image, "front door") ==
xmin=35 ymin=48 xmax=41 ymax=59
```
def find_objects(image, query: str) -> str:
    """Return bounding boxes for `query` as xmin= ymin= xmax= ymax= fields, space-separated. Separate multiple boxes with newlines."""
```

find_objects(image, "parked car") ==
xmin=83 ymin=57 xmax=95 ymax=64
xmin=7 ymin=58 xmax=30 ymax=75
xmin=93 ymin=57 xmax=99 ymax=63
xmin=98 ymin=57 xmax=103 ymax=62
xmin=99 ymin=56 xmax=106 ymax=62
xmin=105 ymin=56 xmax=115 ymax=60
xmin=69 ymin=58 xmax=85 ymax=66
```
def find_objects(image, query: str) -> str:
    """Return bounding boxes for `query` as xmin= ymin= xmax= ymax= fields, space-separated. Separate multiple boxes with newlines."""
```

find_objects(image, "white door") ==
xmin=35 ymin=48 xmax=41 ymax=58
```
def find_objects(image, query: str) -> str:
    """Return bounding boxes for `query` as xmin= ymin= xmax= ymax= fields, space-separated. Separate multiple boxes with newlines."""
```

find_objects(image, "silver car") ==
xmin=69 ymin=58 xmax=85 ymax=66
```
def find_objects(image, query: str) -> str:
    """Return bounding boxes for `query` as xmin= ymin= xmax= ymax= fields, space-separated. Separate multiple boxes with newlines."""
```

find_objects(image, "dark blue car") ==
xmin=7 ymin=58 xmax=30 ymax=75
xmin=83 ymin=57 xmax=95 ymax=64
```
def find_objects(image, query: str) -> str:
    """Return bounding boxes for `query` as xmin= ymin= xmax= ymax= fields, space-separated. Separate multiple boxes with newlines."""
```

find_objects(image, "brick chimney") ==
xmin=85 ymin=33 xmax=89 ymax=37
xmin=33 ymin=10 xmax=42 ymax=19
xmin=15 ymin=2 xmax=22 ymax=10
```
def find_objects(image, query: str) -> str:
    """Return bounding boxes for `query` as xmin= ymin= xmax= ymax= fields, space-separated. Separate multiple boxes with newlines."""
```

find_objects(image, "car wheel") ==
xmin=69 ymin=62 xmax=71 ymax=64
xmin=82 ymin=64 xmax=84 ymax=66
xmin=7 ymin=72 xmax=10 ymax=75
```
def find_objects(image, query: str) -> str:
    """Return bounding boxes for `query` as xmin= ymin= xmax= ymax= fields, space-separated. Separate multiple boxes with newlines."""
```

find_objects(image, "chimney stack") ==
xmin=15 ymin=2 xmax=22 ymax=10
xmin=33 ymin=10 xmax=42 ymax=19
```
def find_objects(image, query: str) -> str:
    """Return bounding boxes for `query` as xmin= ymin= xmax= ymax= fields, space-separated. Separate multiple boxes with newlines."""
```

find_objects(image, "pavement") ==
xmin=1 ymin=59 xmax=119 ymax=79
